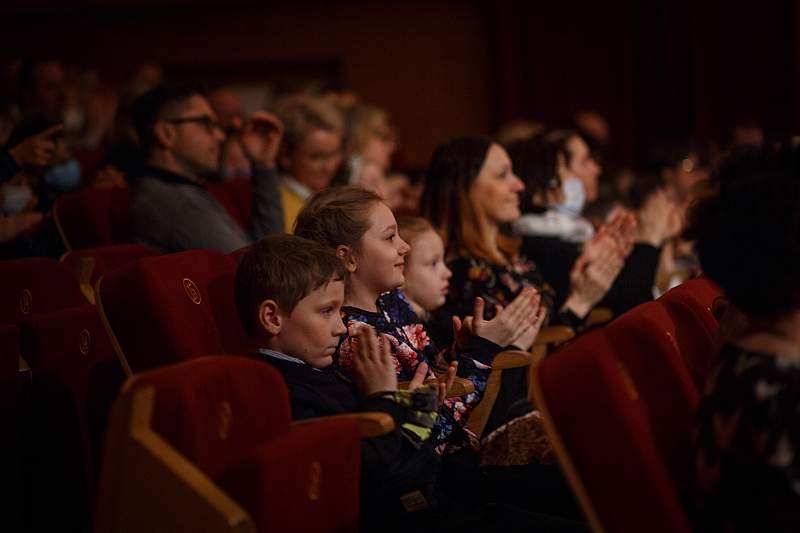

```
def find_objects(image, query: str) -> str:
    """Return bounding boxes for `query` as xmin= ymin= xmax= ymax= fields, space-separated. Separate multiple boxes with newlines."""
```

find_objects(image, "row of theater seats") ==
xmin=3 ymin=245 xmax=401 ymax=532
xmin=534 ymin=277 xmax=724 ymax=533
xmin=53 ymin=178 xmax=254 ymax=250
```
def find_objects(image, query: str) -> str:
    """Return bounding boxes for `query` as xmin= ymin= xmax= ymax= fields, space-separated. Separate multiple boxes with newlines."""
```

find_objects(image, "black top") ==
xmin=521 ymin=235 xmax=660 ymax=316
xmin=689 ymin=343 xmax=800 ymax=533
xmin=251 ymin=351 xmax=441 ymax=525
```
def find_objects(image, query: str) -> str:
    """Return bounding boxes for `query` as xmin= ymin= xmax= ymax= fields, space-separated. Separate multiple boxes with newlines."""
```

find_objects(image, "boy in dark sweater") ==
xmin=234 ymin=234 xmax=457 ymax=530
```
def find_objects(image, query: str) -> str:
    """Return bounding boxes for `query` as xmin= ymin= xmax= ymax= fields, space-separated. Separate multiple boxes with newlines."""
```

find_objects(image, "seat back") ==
xmin=0 ymin=258 xmax=87 ymax=323
xmin=53 ymin=187 xmax=132 ymax=250
xmin=659 ymin=278 xmax=723 ymax=388
xmin=604 ymin=301 xmax=700 ymax=488
xmin=61 ymin=244 xmax=159 ymax=303
xmin=97 ymin=356 xmax=361 ymax=533
xmin=534 ymin=332 xmax=693 ymax=533
xmin=96 ymin=250 xmax=253 ymax=374
xmin=19 ymin=304 xmax=124 ymax=532
xmin=208 ymin=178 xmax=253 ymax=231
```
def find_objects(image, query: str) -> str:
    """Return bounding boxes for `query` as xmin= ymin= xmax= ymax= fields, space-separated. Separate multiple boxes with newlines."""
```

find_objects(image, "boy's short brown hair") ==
xmin=235 ymin=234 xmax=346 ymax=335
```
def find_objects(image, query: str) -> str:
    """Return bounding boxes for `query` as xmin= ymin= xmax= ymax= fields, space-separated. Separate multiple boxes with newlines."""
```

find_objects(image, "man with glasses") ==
xmin=129 ymin=85 xmax=284 ymax=253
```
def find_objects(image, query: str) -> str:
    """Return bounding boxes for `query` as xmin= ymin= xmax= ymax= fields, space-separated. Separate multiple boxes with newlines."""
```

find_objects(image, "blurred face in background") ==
xmin=565 ymin=134 xmax=601 ymax=202
xmin=666 ymin=153 xmax=709 ymax=203
xmin=283 ymin=128 xmax=343 ymax=192
xmin=361 ymin=119 xmax=396 ymax=171
xmin=160 ymin=95 xmax=225 ymax=177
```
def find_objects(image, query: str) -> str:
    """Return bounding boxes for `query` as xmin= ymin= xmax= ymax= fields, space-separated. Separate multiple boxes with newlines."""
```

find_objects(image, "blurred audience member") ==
xmin=687 ymin=142 xmax=800 ymax=533
xmin=496 ymin=119 xmax=545 ymax=146
xmin=128 ymin=85 xmax=284 ymax=253
xmin=273 ymin=94 xmax=344 ymax=231
xmin=546 ymin=129 xmax=602 ymax=217
xmin=209 ymin=87 xmax=253 ymax=180
xmin=17 ymin=59 xmax=66 ymax=121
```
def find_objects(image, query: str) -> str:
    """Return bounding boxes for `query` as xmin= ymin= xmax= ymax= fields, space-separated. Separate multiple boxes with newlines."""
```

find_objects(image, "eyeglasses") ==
xmin=164 ymin=115 xmax=222 ymax=133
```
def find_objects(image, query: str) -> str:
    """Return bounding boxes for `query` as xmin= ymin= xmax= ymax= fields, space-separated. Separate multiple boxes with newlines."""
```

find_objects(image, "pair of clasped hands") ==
xmin=351 ymin=287 xmax=547 ymax=404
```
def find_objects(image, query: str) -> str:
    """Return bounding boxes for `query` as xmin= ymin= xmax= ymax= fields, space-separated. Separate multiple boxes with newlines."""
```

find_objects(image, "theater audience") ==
xmin=688 ymin=143 xmax=800 ymax=532
xmin=128 ymin=85 xmax=284 ymax=253
xmin=508 ymin=135 xmax=673 ymax=314
xmin=421 ymin=137 xmax=623 ymax=346
xmin=273 ymin=94 xmax=344 ymax=230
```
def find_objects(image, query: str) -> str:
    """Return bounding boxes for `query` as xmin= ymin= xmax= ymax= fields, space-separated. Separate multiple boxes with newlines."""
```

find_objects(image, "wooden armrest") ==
xmin=586 ymin=307 xmax=614 ymax=327
xmin=398 ymin=376 xmax=475 ymax=397
xmin=492 ymin=350 xmax=533 ymax=370
xmin=532 ymin=326 xmax=576 ymax=347
xmin=292 ymin=412 xmax=394 ymax=438
xmin=78 ymin=257 xmax=97 ymax=305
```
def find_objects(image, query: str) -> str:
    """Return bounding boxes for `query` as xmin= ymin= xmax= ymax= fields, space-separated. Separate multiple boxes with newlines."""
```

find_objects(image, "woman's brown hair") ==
xmin=420 ymin=137 xmax=519 ymax=265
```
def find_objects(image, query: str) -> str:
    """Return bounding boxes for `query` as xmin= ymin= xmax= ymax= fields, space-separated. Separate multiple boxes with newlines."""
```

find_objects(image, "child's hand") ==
xmin=352 ymin=326 xmax=398 ymax=396
xmin=469 ymin=287 xmax=540 ymax=347
xmin=435 ymin=361 xmax=457 ymax=404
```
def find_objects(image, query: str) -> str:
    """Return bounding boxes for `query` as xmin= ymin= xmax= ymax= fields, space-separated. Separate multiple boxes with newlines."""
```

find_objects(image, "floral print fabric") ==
xmin=336 ymin=289 xmax=499 ymax=452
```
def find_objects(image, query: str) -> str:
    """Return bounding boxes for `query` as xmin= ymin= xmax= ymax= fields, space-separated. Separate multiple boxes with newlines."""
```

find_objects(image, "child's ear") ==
xmin=258 ymin=299 xmax=283 ymax=335
xmin=335 ymin=244 xmax=358 ymax=273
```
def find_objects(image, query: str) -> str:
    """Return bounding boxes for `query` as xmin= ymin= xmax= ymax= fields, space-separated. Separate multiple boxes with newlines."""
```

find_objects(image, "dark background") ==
xmin=1 ymin=0 xmax=797 ymax=168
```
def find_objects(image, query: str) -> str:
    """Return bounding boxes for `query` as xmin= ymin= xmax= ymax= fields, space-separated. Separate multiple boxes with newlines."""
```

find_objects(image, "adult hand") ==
xmin=564 ymin=246 xmax=624 ymax=317
xmin=467 ymin=287 xmax=541 ymax=347
xmin=637 ymin=188 xmax=679 ymax=247
xmin=8 ymin=124 xmax=63 ymax=168
xmin=351 ymin=327 xmax=398 ymax=396
xmin=239 ymin=111 xmax=284 ymax=170
xmin=509 ymin=294 xmax=547 ymax=350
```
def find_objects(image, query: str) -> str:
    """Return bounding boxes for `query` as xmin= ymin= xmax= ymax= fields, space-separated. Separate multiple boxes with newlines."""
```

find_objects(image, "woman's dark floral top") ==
xmin=431 ymin=254 xmax=570 ymax=348
xmin=689 ymin=343 xmax=800 ymax=532
xmin=335 ymin=288 xmax=502 ymax=453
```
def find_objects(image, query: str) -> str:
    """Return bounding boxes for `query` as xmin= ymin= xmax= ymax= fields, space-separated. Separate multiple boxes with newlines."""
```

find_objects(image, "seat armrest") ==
xmin=292 ymin=412 xmax=394 ymax=438
xmin=492 ymin=350 xmax=533 ymax=369
xmin=533 ymin=326 xmax=576 ymax=347
xmin=586 ymin=307 xmax=614 ymax=327
xmin=398 ymin=376 xmax=475 ymax=397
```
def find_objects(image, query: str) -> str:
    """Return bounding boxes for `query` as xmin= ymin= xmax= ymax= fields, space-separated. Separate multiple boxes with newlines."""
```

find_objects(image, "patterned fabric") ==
xmin=690 ymin=343 xmax=800 ymax=533
xmin=430 ymin=254 xmax=566 ymax=348
xmin=336 ymin=289 xmax=500 ymax=453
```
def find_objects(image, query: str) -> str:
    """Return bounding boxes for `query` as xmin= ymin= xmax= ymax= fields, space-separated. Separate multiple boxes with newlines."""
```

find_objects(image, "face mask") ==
xmin=555 ymin=176 xmax=586 ymax=218
xmin=1 ymin=184 xmax=34 ymax=214
xmin=43 ymin=159 xmax=82 ymax=191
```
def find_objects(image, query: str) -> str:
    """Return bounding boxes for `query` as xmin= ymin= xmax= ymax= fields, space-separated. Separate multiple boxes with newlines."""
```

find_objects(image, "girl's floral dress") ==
xmin=336 ymin=288 xmax=502 ymax=453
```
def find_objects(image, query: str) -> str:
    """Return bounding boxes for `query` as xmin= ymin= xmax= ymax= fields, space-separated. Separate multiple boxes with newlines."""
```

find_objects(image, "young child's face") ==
xmin=354 ymin=202 xmax=410 ymax=294
xmin=402 ymin=229 xmax=452 ymax=311
xmin=279 ymin=278 xmax=347 ymax=368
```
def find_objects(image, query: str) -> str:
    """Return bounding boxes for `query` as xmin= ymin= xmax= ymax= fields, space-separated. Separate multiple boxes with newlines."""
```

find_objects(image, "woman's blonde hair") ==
xmin=273 ymin=94 xmax=344 ymax=154
xmin=346 ymin=104 xmax=390 ymax=155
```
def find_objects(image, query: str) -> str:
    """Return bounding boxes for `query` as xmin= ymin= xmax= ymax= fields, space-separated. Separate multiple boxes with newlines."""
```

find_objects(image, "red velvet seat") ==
xmin=533 ymin=333 xmax=693 ymax=533
xmin=61 ymin=244 xmax=159 ymax=303
xmin=604 ymin=301 xmax=700 ymax=488
xmin=97 ymin=356 xmax=363 ymax=533
xmin=53 ymin=186 xmax=133 ymax=250
xmin=0 ymin=323 xmax=19 ymax=383
xmin=19 ymin=304 xmax=125 ymax=532
xmin=208 ymin=177 xmax=253 ymax=231
xmin=0 ymin=258 xmax=87 ymax=324
xmin=96 ymin=249 xmax=253 ymax=374
xmin=659 ymin=278 xmax=724 ymax=388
